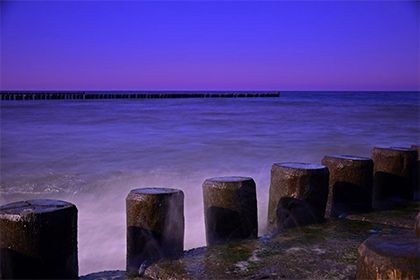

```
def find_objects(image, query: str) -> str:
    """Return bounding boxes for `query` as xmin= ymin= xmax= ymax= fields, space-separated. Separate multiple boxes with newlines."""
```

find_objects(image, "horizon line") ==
xmin=1 ymin=89 xmax=419 ymax=93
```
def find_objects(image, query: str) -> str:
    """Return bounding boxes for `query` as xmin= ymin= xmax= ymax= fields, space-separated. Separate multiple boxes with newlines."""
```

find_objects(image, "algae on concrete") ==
xmin=144 ymin=219 xmax=411 ymax=280
xmin=80 ymin=201 xmax=418 ymax=280
xmin=344 ymin=201 xmax=419 ymax=229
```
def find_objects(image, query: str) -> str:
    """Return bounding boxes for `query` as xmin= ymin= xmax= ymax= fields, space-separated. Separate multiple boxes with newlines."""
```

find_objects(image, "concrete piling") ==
xmin=371 ymin=147 xmax=418 ymax=208
xmin=267 ymin=163 xmax=329 ymax=233
xmin=357 ymin=235 xmax=419 ymax=280
xmin=321 ymin=155 xmax=373 ymax=218
xmin=202 ymin=176 xmax=258 ymax=246
xmin=410 ymin=145 xmax=419 ymax=198
xmin=126 ymin=188 xmax=184 ymax=276
xmin=0 ymin=199 xmax=78 ymax=279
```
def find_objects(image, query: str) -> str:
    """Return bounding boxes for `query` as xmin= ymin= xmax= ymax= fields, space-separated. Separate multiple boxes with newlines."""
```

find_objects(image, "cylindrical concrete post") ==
xmin=321 ymin=155 xmax=373 ymax=218
xmin=0 ymin=199 xmax=78 ymax=279
xmin=202 ymin=177 xmax=258 ymax=246
xmin=371 ymin=147 xmax=417 ymax=208
xmin=357 ymin=235 xmax=419 ymax=280
xmin=410 ymin=145 xmax=419 ymax=198
xmin=126 ymin=188 xmax=184 ymax=276
xmin=267 ymin=163 xmax=329 ymax=233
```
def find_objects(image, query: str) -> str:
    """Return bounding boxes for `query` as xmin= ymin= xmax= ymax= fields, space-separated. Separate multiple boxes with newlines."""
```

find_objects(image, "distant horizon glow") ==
xmin=1 ymin=1 xmax=419 ymax=91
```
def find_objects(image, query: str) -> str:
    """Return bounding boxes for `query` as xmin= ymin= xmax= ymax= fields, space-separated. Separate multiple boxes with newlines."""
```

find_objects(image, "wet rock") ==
xmin=79 ymin=270 xmax=152 ymax=280
xmin=144 ymin=219 xmax=412 ymax=280
xmin=371 ymin=147 xmax=417 ymax=208
xmin=79 ymin=270 xmax=128 ymax=280
xmin=126 ymin=188 xmax=184 ymax=277
xmin=81 ymin=200 xmax=419 ymax=280
xmin=322 ymin=155 xmax=373 ymax=218
xmin=357 ymin=235 xmax=419 ymax=279
xmin=0 ymin=199 xmax=78 ymax=279
xmin=267 ymin=163 xmax=329 ymax=233
xmin=202 ymin=177 xmax=258 ymax=246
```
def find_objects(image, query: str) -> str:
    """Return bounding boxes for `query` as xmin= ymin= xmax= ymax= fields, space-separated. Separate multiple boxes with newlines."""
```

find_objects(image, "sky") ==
xmin=1 ymin=1 xmax=419 ymax=91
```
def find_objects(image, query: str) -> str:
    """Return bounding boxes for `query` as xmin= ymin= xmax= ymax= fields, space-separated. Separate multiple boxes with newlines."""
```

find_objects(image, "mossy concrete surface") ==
xmin=80 ymin=201 xmax=418 ymax=280
xmin=344 ymin=201 xmax=419 ymax=229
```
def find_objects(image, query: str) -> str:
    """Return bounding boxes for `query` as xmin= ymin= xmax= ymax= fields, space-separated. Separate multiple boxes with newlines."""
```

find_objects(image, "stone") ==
xmin=80 ymin=203 xmax=417 ymax=280
xmin=144 ymin=219 xmax=412 ymax=280
xmin=267 ymin=163 xmax=329 ymax=233
xmin=0 ymin=199 xmax=78 ymax=279
xmin=79 ymin=270 xmax=128 ymax=280
xmin=371 ymin=147 xmax=418 ymax=208
xmin=202 ymin=177 xmax=258 ymax=246
xmin=357 ymin=235 xmax=419 ymax=280
xmin=322 ymin=155 xmax=373 ymax=218
xmin=126 ymin=188 xmax=184 ymax=277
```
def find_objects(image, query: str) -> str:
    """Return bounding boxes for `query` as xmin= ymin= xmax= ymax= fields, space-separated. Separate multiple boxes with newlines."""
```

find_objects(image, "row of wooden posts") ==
xmin=0 ymin=92 xmax=280 ymax=100
xmin=0 ymin=145 xmax=419 ymax=279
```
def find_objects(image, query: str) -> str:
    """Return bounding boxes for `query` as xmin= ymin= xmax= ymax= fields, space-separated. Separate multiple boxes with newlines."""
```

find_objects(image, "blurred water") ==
xmin=1 ymin=91 xmax=419 ymax=275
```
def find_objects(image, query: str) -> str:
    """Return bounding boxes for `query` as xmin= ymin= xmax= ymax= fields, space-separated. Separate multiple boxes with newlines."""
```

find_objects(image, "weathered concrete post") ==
xmin=357 ymin=235 xmax=419 ymax=280
xmin=0 ymin=199 xmax=78 ymax=279
xmin=126 ymin=188 xmax=184 ymax=276
xmin=202 ymin=177 xmax=258 ymax=246
xmin=267 ymin=163 xmax=329 ymax=233
xmin=371 ymin=147 xmax=418 ymax=208
xmin=321 ymin=155 xmax=373 ymax=218
xmin=410 ymin=145 xmax=419 ymax=198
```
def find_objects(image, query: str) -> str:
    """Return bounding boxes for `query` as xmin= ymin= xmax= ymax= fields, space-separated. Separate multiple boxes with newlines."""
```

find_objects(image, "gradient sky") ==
xmin=1 ymin=1 xmax=419 ymax=91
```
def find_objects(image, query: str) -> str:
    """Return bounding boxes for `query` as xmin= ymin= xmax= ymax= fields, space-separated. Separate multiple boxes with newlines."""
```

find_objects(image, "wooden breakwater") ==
xmin=0 ymin=91 xmax=280 ymax=100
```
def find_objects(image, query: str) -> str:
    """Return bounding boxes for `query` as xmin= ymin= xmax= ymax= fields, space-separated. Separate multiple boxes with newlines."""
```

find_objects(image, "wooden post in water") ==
xmin=321 ymin=155 xmax=373 ymax=218
xmin=267 ymin=163 xmax=329 ymax=233
xmin=0 ymin=199 xmax=78 ymax=279
xmin=126 ymin=188 xmax=184 ymax=276
xmin=371 ymin=147 xmax=417 ymax=208
xmin=202 ymin=176 xmax=258 ymax=246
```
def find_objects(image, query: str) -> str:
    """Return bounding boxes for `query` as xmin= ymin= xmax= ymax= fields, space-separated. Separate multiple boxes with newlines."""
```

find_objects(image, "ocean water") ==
xmin=1 ymin=91 xmax=419 ymax=275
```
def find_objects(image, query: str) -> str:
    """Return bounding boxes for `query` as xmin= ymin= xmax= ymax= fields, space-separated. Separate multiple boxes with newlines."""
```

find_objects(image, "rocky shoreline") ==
xmin=80 ymin=201 xmax=419 ymax=280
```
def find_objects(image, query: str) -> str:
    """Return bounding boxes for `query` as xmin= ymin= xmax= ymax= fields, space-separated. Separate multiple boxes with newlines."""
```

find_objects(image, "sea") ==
xmin=1 ymin=91 xmax=419 ymax=275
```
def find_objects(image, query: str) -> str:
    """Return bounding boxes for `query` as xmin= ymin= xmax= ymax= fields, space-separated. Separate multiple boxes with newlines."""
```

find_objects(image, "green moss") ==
xmin=345 ymin=201 xmax=419 ymax=229
xmin=81 ymin=202 xmax=418 ymax=280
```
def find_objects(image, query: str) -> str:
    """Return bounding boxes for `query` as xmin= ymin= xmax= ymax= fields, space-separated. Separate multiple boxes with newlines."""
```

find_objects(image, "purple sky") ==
xmin=1 ymin=1 xmax=419 ymax=91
